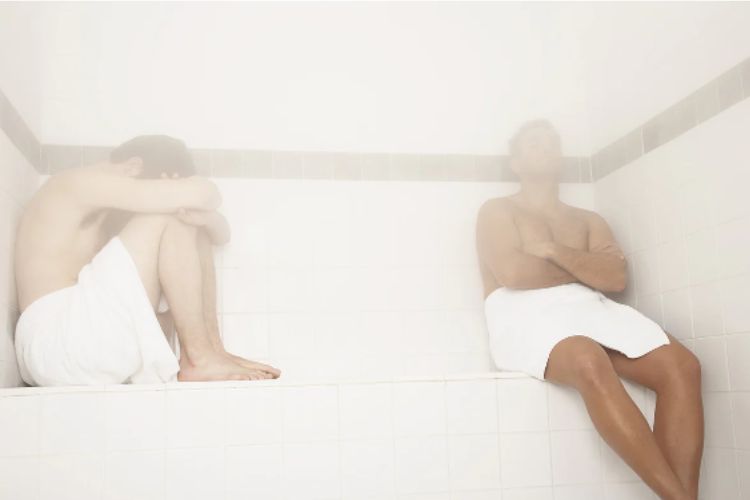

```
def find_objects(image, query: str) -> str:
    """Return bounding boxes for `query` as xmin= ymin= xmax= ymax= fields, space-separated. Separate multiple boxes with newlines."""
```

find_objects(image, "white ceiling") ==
xmin=2 ymin=2 xmax=750 ymax=155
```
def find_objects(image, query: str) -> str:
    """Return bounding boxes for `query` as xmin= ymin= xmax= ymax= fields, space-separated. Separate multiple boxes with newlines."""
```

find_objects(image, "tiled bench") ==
xmin=0 ymin=371 xmax=657 ymax=500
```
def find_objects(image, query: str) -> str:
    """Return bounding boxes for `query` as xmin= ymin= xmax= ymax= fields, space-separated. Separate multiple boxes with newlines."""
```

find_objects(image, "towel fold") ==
xmin=15 ymin=236 xmax=180 ymax=386
xmin=483 ymin=282 xmax=670 ymax=380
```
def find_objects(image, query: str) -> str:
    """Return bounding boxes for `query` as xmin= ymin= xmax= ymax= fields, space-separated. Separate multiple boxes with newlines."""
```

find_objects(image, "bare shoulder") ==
xmin=39 ymin=164 xmax=103 ymax=196
xmin=478 ymin=196 xmax=516 ymax=220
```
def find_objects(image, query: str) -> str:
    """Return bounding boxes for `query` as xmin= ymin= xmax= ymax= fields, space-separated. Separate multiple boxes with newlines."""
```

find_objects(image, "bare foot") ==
xmin=223 ymin=352 xmax=281 ymax=378
xmin=177 ymin=353 xmax=273 ymax=381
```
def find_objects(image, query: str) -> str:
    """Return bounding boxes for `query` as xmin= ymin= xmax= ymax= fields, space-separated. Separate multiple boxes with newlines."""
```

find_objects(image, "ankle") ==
xmin=180 ymin=345 xmax=219 ymax=367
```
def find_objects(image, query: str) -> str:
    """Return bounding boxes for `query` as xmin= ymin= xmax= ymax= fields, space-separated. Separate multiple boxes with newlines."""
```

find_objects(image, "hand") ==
xmin=175 ymin=208 xmax=214 ymax=227
xmin=523 ymin=240 xmax=557 ymax=259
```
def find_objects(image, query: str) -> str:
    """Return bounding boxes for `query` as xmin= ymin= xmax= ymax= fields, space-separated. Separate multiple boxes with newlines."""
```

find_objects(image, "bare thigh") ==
xmin=544 ymin=331 xmax=699 ymax=391
xmin=116 ymin=214 xmax=175 ymax=309
xmin=602 ymin=332 xmax=701 ymax=391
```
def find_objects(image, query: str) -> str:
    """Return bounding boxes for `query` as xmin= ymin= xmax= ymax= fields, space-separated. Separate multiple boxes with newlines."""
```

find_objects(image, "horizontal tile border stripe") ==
xmin=39 ymin=145 xmax=591 ymax=183
xmin=3 ymin=55 xmax=748 ymax=183
xmin=591 ymin=55 xmax=750 ymax=181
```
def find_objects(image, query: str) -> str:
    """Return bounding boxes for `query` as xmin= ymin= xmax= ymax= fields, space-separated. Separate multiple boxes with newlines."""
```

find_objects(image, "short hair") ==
xmin=109 ymin=135 xmax=196 ymax=178
xmin=507 ymin=119 xmax=558 ymax=158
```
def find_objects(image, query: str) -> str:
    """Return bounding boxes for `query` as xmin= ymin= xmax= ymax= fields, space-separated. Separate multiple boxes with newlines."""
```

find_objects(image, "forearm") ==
xmin=501 ymin=251 xmax=579 ymax=289
xmin=548 ymin=242 xmax=627 ymax=292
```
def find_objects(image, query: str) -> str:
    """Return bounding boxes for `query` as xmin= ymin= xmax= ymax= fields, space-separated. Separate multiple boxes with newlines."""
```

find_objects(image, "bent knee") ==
xmin=549 ymin=336 xmax=614 ymax=387
xmin=661 ymin=345 xmax=702 ymax=388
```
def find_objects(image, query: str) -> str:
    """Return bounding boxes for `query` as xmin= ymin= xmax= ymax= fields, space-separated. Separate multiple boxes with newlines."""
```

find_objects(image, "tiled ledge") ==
xmin=40 ymin=144 xmax=592 ymax=183
xmin=0 ymin=370 xmax=529 ymax=397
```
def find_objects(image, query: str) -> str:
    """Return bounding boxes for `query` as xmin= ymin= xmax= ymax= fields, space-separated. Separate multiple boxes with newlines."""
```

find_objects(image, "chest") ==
xmin=513 ymin=210 xmax=589 ymax=250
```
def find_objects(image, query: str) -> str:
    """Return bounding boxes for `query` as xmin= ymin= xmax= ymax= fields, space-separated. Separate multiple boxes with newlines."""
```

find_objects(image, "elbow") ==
xmin=602 ymin=269 xmax=627 ymax=293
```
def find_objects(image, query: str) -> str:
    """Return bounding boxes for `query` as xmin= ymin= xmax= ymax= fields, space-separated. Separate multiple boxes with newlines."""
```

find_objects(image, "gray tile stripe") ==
xmin=0 ymin=88 xmax=41 ymax=169
xmin=39 ymin=144 xmax=591 ymax=183
xmin=3 ymin=55 xmax=748 ymax=183
xmin=591 ymin=55 xmax=750 ymax=181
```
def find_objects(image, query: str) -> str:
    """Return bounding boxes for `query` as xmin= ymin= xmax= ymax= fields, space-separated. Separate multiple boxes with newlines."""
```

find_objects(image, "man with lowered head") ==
xmin=14 ymin=135 xmax=281 ymax=385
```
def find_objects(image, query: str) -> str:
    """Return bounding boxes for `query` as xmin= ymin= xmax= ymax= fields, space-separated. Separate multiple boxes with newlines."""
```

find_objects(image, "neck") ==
xmin=516 ymin=174 xmax=560 ymax=212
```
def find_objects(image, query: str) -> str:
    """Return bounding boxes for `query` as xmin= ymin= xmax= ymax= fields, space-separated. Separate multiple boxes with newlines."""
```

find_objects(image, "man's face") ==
xmin=511 ymin=125 xmax=563 ymax=177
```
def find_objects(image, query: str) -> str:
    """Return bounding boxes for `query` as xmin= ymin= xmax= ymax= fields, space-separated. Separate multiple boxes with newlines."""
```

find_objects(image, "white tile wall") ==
xmin=594 ymin=98 xmax=750 ymax=500
xmin=0 ymin=131 xmax=39 ymax=387
xmin=0 ymin=97 xmax=746 ymax=498
xmin=213 ymin=179 xmax=594 ymax=380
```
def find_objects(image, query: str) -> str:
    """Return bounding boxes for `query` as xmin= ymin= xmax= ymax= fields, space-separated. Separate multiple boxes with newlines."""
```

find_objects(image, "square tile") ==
xmin=720 ymin=275 xmax=750 ymax=334
xmin=283 ymin=442 xmax=340 ymax=499
xmin=341 ymin=439 xmax=396 ymax=497
xmin=226 ymin=444 xmax=283 ymax=499
xmin=448 ymin=434 xmax=501 ymax=491
xmin=40 ymin=393 xmax=103 ymax=454
xmin=104 ymin=450 xmax=164 ymax=500
xmin=0 ymin=395 xmax=39 ymax=456
xmin=165 ymin=389 xmax=225 ymax=448
xmin=166 ymin=447 xmax=224 ymax=500
xmin=497 ymin=379 xmax=548 ymax=433
xmin=393 ymin=381 xmax=446 ymax=437
xmin=339 ymin=383 xmax=393 ymax=439
xmin=499 ymin=432 xmax=552 ymax=488
xmin=104 ymin=390 xmax=165 ymax=451
xmin=727 ymin=333 xmax=750 ymax=391
xmin=226 ymin=386 xmax=283 ymax=445
xmin=283 ymin=385 xmax=338 ymax=442
xmin=550 ymin=430 xmax=602 ymax=485
xmin=445 ymin=379 xmax=498 ymax=435
xmin=0 ymin=456 xmax=39 ymax=500
xmin=691 ymin=336 xmax=730 ymax=392
xmin=394 ymin=436 xmax=449 ymax=494
xmin=39 ymin=453 xmax=104 ymax=500
xmin=703 ymin=392 xmax=734 ymax=448
xmin=547 ymin=385 xmax=593 ymax=431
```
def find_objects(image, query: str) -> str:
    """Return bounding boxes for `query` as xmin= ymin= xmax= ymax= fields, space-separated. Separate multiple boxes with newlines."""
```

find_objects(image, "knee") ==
xmin=559 ymin=336 xmax=616 ymax=389
xmin=661 ymin=346 xmax=702 ymax=390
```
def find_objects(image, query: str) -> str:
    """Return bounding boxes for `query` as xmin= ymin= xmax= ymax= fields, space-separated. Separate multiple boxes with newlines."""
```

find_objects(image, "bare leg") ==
xmin=544 ymin=335 xmax=691 ymax=500
xmin=118 ymin=214 xmax=269 ymax=381
xmin=605 ymin=333 xmax=704 ymax=499
xmin=195 ymin=230 xmax=280 ymax=377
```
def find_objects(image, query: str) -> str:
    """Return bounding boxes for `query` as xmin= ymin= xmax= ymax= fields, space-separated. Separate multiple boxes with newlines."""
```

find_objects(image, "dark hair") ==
xmin=109 ymin=135 xmax=196 ymax=178
xmin=507 ymin=119 xmax=558 ymax=158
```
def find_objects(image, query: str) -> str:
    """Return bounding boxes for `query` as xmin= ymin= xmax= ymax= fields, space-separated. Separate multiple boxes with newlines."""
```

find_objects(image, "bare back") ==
xmin=15 ymin=163 xmax=221 ymax=312
xmin=477 ymin=194 xmax=592 ymax=298
xmin=15 ymin=169 xmax=115 ymax=312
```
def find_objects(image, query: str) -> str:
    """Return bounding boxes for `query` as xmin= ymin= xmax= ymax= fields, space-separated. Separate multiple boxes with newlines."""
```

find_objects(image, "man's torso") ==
xmin=478 ymin=194 xmax=591 ymax=297
xmin=15 ymin=173 xmax=123 ymax=312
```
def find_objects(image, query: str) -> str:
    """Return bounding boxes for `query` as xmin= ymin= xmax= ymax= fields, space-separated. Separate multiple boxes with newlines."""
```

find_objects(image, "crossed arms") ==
xmin=57 ymin=163 xmax=231 ymax=245
xmin=476 ymin=202 xmax=627 ymax=293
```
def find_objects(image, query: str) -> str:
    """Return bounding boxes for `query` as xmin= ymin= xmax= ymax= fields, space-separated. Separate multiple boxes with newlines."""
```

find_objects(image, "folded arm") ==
xmin=476 ymin=201 xmax=579 ymax=289
xmin=547 ymin=212 xmax=627 ymax=293
xmin=59 ymin=164 xmax=222 ymax=214
xmin=526 ymin=212 xmax=627 ymax=292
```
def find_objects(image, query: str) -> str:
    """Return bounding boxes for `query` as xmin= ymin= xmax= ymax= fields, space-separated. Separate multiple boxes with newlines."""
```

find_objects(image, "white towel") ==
xmin=483 ymin=282 xmax=670 ymax=380
xmin=15 ymin=236 xmax=180 ymax=386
